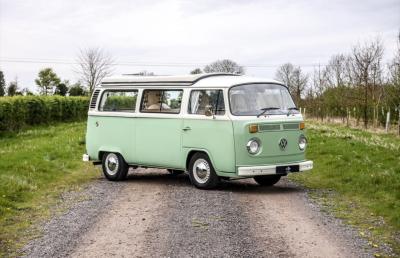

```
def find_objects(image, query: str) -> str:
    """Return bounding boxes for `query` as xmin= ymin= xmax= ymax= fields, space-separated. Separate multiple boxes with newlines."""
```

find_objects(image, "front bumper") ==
xmin=237 ymin=160 xmax=313 ymax=177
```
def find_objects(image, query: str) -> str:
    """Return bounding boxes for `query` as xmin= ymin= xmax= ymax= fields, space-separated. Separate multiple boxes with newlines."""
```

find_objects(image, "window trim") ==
xmin=139 ymin=89 xmax=183 ymax=114
xmin=188 ymin=89 xmax=226 ymax=116
xmin=98 ymin=89 xmax=139 ymax=113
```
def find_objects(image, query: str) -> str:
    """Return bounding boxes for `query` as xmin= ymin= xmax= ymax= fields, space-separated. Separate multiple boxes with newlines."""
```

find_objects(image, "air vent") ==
xmin=259 ymin=124 xmax=281 ymax=131
xmin=90 ymin=90 xmax=100 ymax=109
xmin=283 ymin=123 xmax=299 ymax=130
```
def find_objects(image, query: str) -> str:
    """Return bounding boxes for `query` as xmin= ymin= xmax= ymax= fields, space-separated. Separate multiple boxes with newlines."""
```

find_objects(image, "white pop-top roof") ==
xmin=101 ymin=73 xmax=284 ymax=88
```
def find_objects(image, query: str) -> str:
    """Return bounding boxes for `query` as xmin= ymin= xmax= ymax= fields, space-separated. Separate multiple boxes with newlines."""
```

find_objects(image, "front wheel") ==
xmin=254 ymin=175 xmax=281 ymax=186
xmin=188 ymin=153 xmax=219 ymax=189
xmin=102 ymin=152 xmax=128 ymax=181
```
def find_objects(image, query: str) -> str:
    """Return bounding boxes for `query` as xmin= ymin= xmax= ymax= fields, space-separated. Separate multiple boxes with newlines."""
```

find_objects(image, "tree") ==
xmin=35 ymin=68 xmax=61 ymax=95
xmin=22 ymin=88 xmax=34 ymax=96
xmin=76 ymin=48 xmax=114 ymax=94
xmin=7 ymin=80 xmax=18 ymax=96
xmin=55 ymin=81 xmax=69 ymax=96
xmin=69 ymin=82 xmax=86 ymax=96
xmin=275 ymin=63 xmax=308 ymax=105
xmin=190 ymin=68 xmax=202 ymax=74
xmin=351 ymin=38 xmax=384 ymax=128
xmin=203 ymin=59 xmax=244 ymax=74
xmin=0 ymin=70 xmax=5 ymax=96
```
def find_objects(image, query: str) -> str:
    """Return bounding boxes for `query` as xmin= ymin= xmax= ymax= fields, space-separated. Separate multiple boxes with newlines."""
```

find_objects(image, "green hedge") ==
xmin=0 ymin=96 xmax=89 ymax=132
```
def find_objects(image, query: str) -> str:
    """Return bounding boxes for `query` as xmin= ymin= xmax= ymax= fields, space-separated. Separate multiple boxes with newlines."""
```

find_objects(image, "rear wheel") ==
xmin=102 ymin=152 xmax=128 ymax=181
xmin=254 ymin=175 xmax=281 ymax=186
xmin=188 ymin=153 xmax=219 ymax=189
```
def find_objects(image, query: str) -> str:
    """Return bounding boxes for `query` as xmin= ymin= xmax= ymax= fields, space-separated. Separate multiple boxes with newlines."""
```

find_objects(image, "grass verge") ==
xmin=0 ymin=122 xmax=99 ymax=257
xmin=290 ymin=121 xmax=400 ymax=257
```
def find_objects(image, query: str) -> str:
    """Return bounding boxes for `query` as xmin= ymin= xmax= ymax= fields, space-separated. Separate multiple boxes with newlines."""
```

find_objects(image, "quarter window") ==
xmin=99 ymin=90 xmax=138 ymax=112
xmin=140 ymin=90 xmax=183 ymax=114
xmin=189 ymin=90 xmax=225 ymax=115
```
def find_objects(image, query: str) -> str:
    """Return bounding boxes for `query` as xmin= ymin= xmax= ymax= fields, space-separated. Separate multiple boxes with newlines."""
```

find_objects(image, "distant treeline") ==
xmin=0 ymin=96 xmax=89 ymax=132
xmin=275 ymin=37 xmax=400 ymax=128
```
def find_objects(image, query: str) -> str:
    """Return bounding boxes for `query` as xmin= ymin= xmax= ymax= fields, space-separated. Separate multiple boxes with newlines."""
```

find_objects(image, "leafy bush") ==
xmin=0 ymin=96 xmax=89 ymax=131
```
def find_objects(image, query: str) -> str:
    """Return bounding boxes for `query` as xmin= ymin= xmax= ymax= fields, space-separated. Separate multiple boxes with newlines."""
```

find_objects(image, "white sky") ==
xmin=0 ymin=0 xmax=399 ymax=92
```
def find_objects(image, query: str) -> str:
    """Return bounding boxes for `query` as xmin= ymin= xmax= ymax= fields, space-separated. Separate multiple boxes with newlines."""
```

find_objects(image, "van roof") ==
xmin=101 ymin=73 xmax=283 ymax=88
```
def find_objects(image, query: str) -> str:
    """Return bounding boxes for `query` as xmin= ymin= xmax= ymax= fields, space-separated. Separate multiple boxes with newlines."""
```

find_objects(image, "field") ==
xmin=291 ymin=121 xmax=400 ymax=254
xmin=0 ymin=122 xmax=98 ymax=256
xmin=0 ymin=120 xmax=399 ymax=256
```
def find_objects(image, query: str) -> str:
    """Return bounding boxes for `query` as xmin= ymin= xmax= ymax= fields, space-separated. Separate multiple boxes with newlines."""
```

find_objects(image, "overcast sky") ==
xmin=0 ymin=0 xmax=399 ymax=92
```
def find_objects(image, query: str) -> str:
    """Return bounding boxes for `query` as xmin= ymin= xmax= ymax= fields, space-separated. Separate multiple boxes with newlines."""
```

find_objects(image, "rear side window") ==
xmin=140 ymin=90 xmax=183 ymax=114
xmin=188 ymin=90 xmax=225 ymax=115
xmin=99 ymin=90 xmax=138 ymax=112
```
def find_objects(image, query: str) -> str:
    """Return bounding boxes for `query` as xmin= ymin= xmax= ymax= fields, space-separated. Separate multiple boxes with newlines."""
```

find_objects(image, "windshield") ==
xmin=229 ymin=83 xmax=297 ymax=116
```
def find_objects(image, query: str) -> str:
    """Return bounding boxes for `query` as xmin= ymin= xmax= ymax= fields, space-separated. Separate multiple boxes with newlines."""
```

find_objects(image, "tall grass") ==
xmin=0 ymin=122 xmax=98 ymax=256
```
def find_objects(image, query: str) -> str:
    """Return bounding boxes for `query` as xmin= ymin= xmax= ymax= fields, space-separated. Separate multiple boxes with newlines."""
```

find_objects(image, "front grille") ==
xmin=259 ymin=124 xmax=281 ymax=131
xmin=90 ymin=90 xmax=100 ymax=109
xmin=283 ymin=123 xmax=299 ymax=130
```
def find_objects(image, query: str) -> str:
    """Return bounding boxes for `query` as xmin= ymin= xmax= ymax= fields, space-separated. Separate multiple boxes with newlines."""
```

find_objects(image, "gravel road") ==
xmin=22 ymin=168 xmax=374 ymax=258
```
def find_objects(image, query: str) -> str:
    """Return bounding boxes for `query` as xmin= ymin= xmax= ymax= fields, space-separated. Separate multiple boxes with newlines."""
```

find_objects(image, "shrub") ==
xmin=0 ymin=96 xmax=89 ymax=132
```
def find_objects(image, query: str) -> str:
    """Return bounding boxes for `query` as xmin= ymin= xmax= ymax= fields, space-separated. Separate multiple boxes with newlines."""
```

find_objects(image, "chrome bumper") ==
xmin=237 ymin=160 xmax=313 ymax=176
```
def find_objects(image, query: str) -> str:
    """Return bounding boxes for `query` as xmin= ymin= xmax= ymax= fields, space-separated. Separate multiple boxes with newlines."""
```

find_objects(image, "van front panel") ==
xmin=232 ymin=119 xmax=306 ymax=170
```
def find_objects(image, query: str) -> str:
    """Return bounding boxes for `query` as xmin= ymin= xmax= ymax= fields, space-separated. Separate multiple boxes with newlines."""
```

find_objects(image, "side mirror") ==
xmin=205 ymin=105 xmax=214 ymax=117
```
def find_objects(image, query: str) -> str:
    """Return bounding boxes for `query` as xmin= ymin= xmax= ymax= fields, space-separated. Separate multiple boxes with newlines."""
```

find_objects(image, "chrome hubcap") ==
xmin=105 ymin=153 xmax=119 ymax=176
xmin=193 ymin=159 xmax=210 ymax=184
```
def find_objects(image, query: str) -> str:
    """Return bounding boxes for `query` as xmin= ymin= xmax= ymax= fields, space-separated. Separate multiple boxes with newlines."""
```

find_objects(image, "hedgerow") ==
xmin=0 ymin=96 xmax=89 ymax=131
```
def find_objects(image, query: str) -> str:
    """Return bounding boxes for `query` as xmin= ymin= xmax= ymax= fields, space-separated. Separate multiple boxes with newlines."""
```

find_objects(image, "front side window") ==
xmin=229 ymin=84 xmax=297 ymax=116
xmin=140 ymin=90 xmax=183 ymax=114
xmin=100 ymin=90 xmax=138 ymax=112
xmin=189 ymin=90 xmax=225 ymax=115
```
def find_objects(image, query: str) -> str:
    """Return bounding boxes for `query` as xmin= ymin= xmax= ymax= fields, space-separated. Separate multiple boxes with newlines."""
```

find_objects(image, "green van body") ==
xmin=85 ymin=73 xmax=313 ymax=179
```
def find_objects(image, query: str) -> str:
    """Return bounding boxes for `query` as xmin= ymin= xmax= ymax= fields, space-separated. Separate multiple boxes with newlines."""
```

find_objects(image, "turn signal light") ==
xmin=249 ymin=124 xmax=259 ymax=133
xmin=299 ymin=122 xmax=305 ymax=130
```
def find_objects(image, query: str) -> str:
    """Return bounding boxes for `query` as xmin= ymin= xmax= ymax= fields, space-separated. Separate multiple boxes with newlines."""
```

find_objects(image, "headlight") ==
xmin=247 ymin=138 xmax=261 ymax=154
xmin=299 ymin=135 xmax=307 ymax=150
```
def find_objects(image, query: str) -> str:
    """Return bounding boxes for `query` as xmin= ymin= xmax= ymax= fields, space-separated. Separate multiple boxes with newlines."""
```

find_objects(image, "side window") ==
xmin=99 ymin=90 xmax=138 ymax=112
xmin=140 ymin=90 xmax=183 ymax=114
xmin=189 ymin=90 xmax=225 ymax=115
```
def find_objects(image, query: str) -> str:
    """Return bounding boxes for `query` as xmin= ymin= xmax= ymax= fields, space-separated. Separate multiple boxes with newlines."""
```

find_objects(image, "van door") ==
xmin=182 ymin=89 xmax=235 ymax=173
xmin=135 ymin=89 xmax=183 ymax=168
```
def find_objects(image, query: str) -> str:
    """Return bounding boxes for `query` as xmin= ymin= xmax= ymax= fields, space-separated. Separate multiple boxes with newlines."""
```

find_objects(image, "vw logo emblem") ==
xmin=279 ymin=138 xmax=288 ymax=151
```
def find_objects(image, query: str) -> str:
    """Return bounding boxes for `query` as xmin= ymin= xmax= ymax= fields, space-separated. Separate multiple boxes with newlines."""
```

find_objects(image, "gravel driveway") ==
xmin=21 ymin=169 xmax=373 ymax=257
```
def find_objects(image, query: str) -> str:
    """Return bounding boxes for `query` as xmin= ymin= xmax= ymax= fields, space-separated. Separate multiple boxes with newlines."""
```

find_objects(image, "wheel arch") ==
xmin=185 ymin=148 xmax=216 ymax=172
xmin=98 ymin=147 xmax=125 ymax=161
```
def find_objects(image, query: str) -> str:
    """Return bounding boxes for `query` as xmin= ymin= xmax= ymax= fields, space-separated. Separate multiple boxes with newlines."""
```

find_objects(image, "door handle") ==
xmin=182 ymin=126 xmax=191 ymax=131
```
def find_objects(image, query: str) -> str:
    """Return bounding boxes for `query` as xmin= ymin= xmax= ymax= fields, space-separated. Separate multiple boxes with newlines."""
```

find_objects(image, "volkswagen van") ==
xmin=83 ymin=73 xmax=313 ymax=189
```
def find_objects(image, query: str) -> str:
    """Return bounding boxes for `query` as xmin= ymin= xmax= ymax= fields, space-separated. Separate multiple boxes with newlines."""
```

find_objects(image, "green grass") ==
xmin=290 ymin=121 xmax=400 ymax=256
xmin=0 ymin=122 xmax=99 ymax=257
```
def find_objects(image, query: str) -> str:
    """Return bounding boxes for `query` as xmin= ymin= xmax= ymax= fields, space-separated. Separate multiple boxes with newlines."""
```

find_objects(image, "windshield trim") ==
xmin=228 ymin=82 xmax=296 ymax=117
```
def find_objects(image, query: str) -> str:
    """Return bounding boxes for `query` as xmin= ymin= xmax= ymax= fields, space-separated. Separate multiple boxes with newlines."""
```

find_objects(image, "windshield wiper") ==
xmin=286 ymin=107 xmax=299 ymax=115
xmin=257 ymin=107 xmax=280 ymax=117
xmin=287 ymin=107 xmax=299 ymax=116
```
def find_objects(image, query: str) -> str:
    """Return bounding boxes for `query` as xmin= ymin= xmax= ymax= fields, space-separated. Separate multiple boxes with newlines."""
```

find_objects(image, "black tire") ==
xmin=188 ymin=153 xmax=219 ymax=189
xmin=101 ymin=152 xmax=129 ymax=181
xmin=167 ymin=169 xmax=184 ymax=175
xmin=254 ymin=175 xmax=281 ymax=186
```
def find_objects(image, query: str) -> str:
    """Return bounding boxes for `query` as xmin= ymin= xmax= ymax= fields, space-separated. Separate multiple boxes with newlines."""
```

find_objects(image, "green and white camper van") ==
xmin=83 ymin=73 xmax=313 ymax=189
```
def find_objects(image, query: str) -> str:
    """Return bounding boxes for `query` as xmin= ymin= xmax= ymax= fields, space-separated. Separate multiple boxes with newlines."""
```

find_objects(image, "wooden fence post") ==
xmin=398 ymin=106 xmax=400 ymax=136
xmin=385 ymin=111 xmax=391 ymax=133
